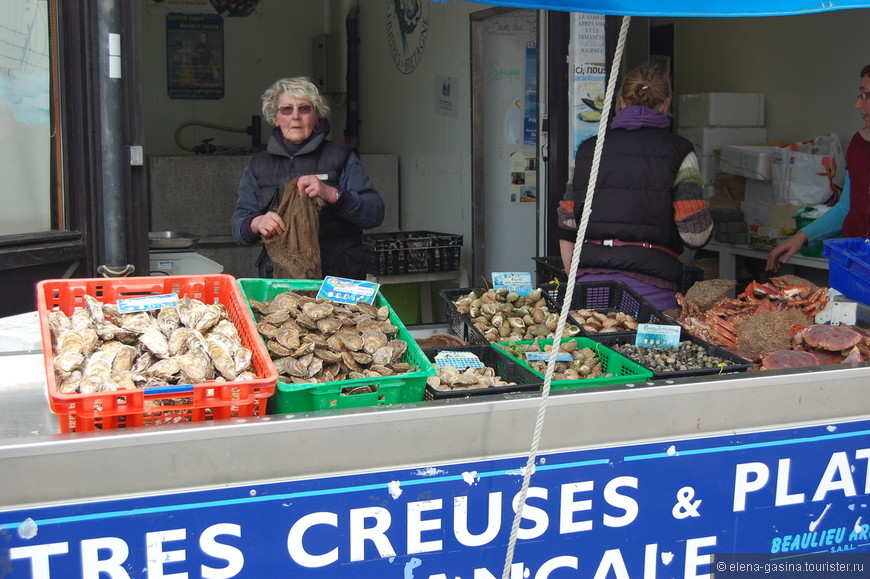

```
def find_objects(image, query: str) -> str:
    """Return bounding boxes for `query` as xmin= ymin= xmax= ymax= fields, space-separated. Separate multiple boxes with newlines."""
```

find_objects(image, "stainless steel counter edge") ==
xmin=2 ymin=364 xmax=870 ymax=509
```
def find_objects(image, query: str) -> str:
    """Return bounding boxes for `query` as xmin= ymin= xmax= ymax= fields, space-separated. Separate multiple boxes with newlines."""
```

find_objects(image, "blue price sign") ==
xmin=316 ymin=276 xmax=379 ymax=305
xmin=4 ymin=420 xmax=870 ymax=577
xmin=116 ymin=293 xmax=179 ymax=314
xmin=492 ymin=272 xmax=534 ymax=296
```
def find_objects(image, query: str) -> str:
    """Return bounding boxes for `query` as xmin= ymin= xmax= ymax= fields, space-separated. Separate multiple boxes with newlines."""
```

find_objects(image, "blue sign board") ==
xmin=3 ymin=420 xmax=870 ymax=577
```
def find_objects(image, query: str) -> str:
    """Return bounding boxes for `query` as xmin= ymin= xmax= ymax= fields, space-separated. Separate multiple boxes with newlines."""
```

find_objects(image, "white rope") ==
xmin=500 ymin=16 xmax=632 ymax=579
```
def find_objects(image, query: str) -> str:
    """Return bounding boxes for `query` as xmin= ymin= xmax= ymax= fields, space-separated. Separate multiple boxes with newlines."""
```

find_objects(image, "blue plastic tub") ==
xmin=822 ymin=238 xmax=870 ymax=305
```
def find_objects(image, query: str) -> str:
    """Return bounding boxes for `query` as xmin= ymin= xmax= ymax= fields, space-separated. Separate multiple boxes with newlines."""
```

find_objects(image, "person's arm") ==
xmin=230 ymin=166 xmax=267 ymax=245
xmin=765 ymin=175 xmax=851 ymax=272
xmin=330 ymin=152 xmax=385 ymax=229
xmin=673 ymin=151 xmax=713 ymax=249
xmin=800 ymin=174 xmax=851 ymax=242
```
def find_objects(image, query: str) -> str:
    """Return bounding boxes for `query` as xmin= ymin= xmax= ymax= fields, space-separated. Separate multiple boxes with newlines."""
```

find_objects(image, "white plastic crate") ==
xmin=678 ymin=92 xmax=765 ymax=128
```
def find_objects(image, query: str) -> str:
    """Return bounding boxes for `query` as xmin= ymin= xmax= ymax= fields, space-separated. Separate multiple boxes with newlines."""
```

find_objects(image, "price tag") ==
xmin=117 ymin=293 xmax=179 ymax=314
xmin=634 ymin=323 xmax=681 ymax=348
xmin=525 ymin=351 xmax=573 ymax=362
xmin=434 ymin=351 xmax=484 ymax=370
xmin=492 ymin=272 xmax=534 ymax=295
xmin=317 ymin=276 xmax=379 ymax=305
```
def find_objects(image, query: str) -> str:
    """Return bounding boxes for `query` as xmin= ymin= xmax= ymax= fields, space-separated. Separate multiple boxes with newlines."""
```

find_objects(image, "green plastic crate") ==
xmin=491 ymin=337 xmax=653 ymax=390
xmin=237 ymin=278 xmax=436 ymax=413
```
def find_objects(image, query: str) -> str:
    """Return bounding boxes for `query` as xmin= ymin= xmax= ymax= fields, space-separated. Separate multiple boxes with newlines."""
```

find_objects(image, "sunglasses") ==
xmin=277 ymin=104 xmax=315 ymax=116
xmin=858 ymin=90 xmax=870 ymax=102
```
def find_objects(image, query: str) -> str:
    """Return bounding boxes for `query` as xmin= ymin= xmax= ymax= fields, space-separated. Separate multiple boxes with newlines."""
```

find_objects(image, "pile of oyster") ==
xmin=496 ymin=339 xmax=611 ymax=381
xmin=249 ymin=292 xmax=417 ymax=384
xmin=451 ymin=288 xmax=581 ymax=343
xmin=49 ymin=295 xmax=255 ymax=394
xmin=426 ymin=362 xmax=516 ymax=392
xmin=569 ymin=309 xmax=639 ymax=334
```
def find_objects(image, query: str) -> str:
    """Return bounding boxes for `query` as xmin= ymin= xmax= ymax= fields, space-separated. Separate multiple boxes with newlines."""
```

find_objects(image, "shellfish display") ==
xmin=450 ymin=287 xmax=582 ymax=342
xmin=248 ymin=291 xmax=419 ymax=384
xmin=48 ymin=295 xmax=256 ymax=394
xmin=495 ymin=339 xmax=611 ymax=381
xmin=426 ymin=363 xmax=516 ymax=392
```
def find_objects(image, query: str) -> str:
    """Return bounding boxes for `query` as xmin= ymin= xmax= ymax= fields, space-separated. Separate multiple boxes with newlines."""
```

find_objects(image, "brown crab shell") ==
xmin=802 ymin=325 xmax=862 ymax=351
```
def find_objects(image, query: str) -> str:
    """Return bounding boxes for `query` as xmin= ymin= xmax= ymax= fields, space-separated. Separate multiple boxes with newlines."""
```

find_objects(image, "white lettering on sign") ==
xmin=733 ymin=449 xmax=870 ymax=511
xmin=9 ymin=542 xmax=69 ymax=577
xmin=146 ymin=528 xmax=187 ymax=579
xmin=199 ymin=523 xmax=243 ymax=579
xmin=287 ymin=512 xmax=338 ymax=567
xmin=81 ymin=537 xmax=129 ymax=578
xmin=349 ymin=507 xmax=396 ymax=562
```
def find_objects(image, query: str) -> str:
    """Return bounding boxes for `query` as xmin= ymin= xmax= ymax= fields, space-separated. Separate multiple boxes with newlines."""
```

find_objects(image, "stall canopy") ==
xmin=465 ymin=0 xmax=870 ymax=16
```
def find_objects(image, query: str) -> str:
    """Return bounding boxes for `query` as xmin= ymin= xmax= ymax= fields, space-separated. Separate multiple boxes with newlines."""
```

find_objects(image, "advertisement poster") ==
xmin=4 ymin=419 xmax=870 ymax=577
xmin=510 ymin=151 xmax=537 ymax=202
xmin=523 ymin=40 xmax=537 ymax=146
xmin=569 ymin=13 xmax=606 ymax=177
xmin=166 ymin=13 xmax=224 ymax=100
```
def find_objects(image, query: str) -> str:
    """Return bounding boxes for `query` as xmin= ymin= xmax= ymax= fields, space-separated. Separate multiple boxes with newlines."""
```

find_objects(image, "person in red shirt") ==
xmin=767 ymin=64 xmax=870 ymax=272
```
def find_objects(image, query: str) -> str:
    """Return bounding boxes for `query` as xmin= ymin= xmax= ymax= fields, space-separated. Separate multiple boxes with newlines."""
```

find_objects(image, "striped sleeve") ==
xmin=673 ymin=152 xmax=713 ymax=250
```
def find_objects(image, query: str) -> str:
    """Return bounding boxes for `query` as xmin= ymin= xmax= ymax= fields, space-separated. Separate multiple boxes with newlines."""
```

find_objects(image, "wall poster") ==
xmin=568 ymin=13 xmax=606 ymax=179
xmin=166 ymin=13 xmax=224 ymax=100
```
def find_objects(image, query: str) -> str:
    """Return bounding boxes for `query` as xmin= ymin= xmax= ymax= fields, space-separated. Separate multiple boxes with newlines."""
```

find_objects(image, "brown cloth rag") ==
xmin=263 ymin=178 xmax=324 ymax=279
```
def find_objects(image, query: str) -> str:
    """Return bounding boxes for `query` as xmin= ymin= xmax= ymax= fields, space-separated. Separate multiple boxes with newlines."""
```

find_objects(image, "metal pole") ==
xmin=97 ymin=0 xmax=133 ymax=277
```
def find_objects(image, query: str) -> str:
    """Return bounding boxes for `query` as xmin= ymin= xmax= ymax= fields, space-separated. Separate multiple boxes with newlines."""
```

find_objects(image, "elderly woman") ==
xmin=231 ymin=77 xmax=384 ymax=279
xmin=557 ymin=65 xmax=713 ymax=311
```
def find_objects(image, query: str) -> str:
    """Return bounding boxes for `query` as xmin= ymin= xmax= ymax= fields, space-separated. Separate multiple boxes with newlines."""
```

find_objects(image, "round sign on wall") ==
xmin=386 ymin=0 xmax=430 ymax=74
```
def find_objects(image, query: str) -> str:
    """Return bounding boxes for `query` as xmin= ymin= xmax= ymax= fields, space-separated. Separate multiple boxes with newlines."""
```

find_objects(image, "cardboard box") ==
xmin=741 ymin=199 xmax=800 ymax=233
xmin=678 ymin=93 xmax=765 ymax=128
xmin=748 ymin=229 xmax=790 ymax=251
xmin=719 ymin=145 xmax=778 ymax=180
xmin=678 ymin=126 xmax=769 ymax=156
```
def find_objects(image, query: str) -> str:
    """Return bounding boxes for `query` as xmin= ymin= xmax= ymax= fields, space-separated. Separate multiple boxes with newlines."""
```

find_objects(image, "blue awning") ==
xmin=465 ymin=0 xmax=870 ymax=17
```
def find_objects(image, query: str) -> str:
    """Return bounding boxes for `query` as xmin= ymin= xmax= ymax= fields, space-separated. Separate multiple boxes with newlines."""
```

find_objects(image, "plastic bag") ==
xmin=771 ymin=134 xmax=845 ymax=206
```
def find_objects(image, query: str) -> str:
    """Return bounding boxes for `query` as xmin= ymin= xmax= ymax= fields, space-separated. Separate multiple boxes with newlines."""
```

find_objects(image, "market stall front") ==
xmin=3 ymin=0 xmax=870 ymax=577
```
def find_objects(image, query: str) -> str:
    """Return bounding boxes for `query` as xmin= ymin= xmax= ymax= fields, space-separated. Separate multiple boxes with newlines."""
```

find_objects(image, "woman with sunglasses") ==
xmin=231 ymin=77 xmax=384 ymax=279
xmin=766 ymin=64 xmax=870 ymax=272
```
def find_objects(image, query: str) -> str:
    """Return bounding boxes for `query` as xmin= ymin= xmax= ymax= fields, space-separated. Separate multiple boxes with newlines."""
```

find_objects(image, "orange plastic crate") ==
xmin=36 ymin=274 xmax=278 ymax=433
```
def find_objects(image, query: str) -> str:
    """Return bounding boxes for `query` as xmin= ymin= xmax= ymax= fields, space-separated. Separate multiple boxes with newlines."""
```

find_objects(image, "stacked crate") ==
xmin=676 ymin=93 xmax=767 ymax=199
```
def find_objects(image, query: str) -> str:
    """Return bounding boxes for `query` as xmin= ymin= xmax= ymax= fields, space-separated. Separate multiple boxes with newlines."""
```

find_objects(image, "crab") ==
xmin=677 ymin=276 xmax=830 ymax=353
xmin=761 ymin=324 xmax=870 ymax=370
xmin=740 ymin=276 xmax=829 ymax=316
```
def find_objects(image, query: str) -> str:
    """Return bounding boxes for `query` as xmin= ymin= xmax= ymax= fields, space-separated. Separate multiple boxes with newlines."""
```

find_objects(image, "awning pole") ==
xmin=96 ymin=0 xmax=134 ymax=277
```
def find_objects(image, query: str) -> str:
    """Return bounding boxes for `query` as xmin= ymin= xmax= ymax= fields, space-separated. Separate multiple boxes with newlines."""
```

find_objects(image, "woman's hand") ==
xmin=765 ymin=231 xmax=807 ymax=272
xmin=297 ymin=174 xmax=340 ymax=204
xmin=251 ymin=211 xmax=286 ymax=238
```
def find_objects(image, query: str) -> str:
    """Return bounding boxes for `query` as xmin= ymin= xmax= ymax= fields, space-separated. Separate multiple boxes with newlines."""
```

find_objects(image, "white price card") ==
xmin=492 ymin=272 xmax=534 ymax=295
xmin=634 ymin=323 xmax=681 ymax=348
xmin=435 ymin=351 xmax=484 ymax=370
xmin=317 ymin=276 xmax=379 ymax=305
xmin=117 ymin=293 xmax=179 ymax=314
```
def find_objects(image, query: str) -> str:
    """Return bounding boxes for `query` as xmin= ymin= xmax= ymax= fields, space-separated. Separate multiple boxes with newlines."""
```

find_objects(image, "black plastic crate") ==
xmin=563 ymin=281 xmax=678 ymax=339
xmin=589 ymin=332 xmax=753 ymax=379
xmin=532 ymin=256 xmax=568 ymax=304
xmin=363 ymin=231 xmax=463 ymax=275
xmin=680 ymin=264 xmax=705 ymax=295
xmin=533 ymin=256 xmax=567 ymax=284
xmin=440 ymin=286 xmax=575 ymax=346
xmin=422 ymin=345 xmax=542 ymax=400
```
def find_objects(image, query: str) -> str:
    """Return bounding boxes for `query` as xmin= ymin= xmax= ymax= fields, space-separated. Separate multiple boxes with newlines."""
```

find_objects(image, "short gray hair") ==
xmin=261 ymin=77 xmax=330 ymax=124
